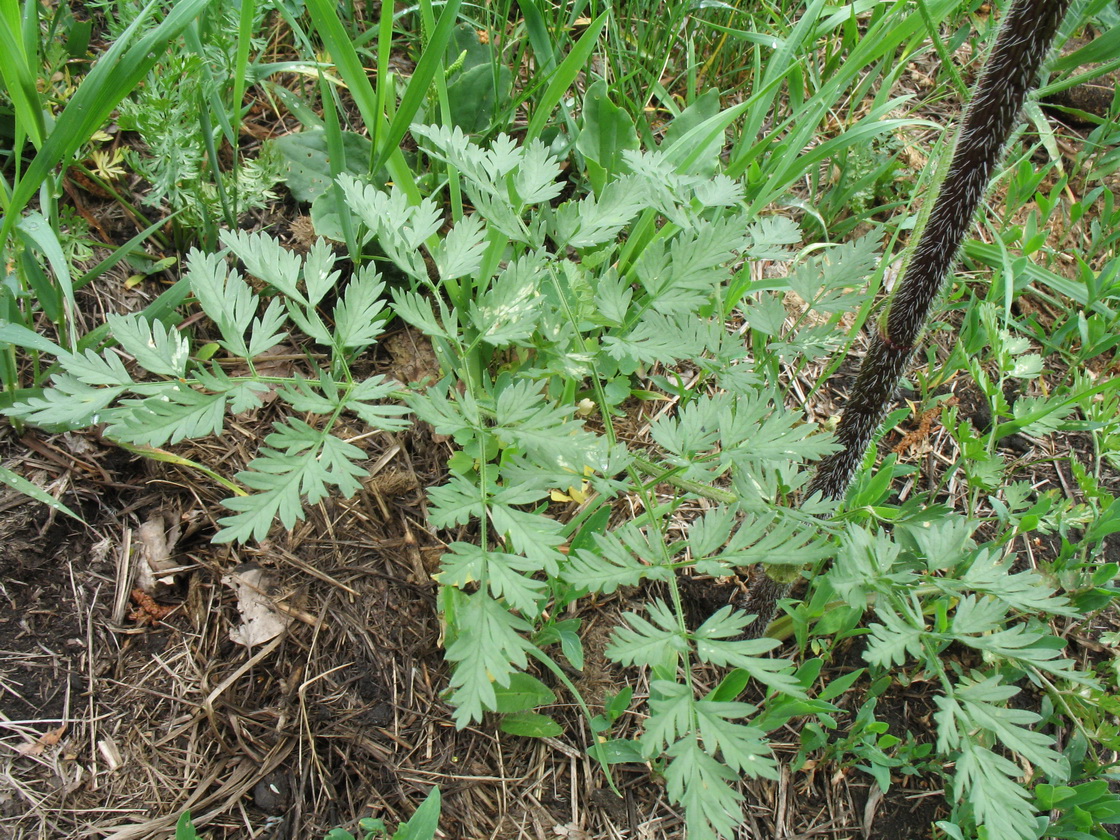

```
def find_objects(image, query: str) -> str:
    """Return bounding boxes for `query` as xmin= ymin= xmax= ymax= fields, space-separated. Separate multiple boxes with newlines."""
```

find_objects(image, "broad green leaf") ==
xmin=445 ymin=592 xmax=535 ymax=727
xmin=499 ymin=711 xmax=563 ymax=738
xmin=395 ymin=786 xmax=441 ymax=840
xmin=273 ymin=128 xmax=372 ymax=202
xmin=586 ymin=738 xmax=645 ymax=765
xmin=575 ymin=80 xmax=639 ymax=195
xmin=216 ymin=421 xmax=369 ymax=543
xmin=492 ymin=673 xmax=556 ymax=713
xmin=659 ymin=88 xmax=723 ymax=176
xmin=174 ymin=812 xmax=203 ymax=840
xmin=220 ymin=229 xmax=305 ymax=303
xmin=0 ymin=320 xmax=65 ymax=356
xmin=443 ymin=25 xmax=511 ymax=134
xmin=16 ymin=213 xmax=76 ymax=344
xmin=106 ymin=313 xmax=190 ymax=378
xmin=333 ymin=265 xmax=387 ymax=352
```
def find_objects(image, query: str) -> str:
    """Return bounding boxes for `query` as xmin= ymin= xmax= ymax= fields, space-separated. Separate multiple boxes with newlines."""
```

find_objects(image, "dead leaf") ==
xmin=222 ymin=563 xmax=292 ymax=647
xmin=15 ymin=724 xmax=66 ymax=757
xmin=61 ymin=431 xmax=98 ymax=456
xmin=134 ymin=513 xmax=181 ymax=593
xmin=862 ymin=781 xmax=885 ymax=839
xmin=288 ymin=215 xmax=317 ymax=253
xmin=553 ymin=823 xmax=589 ymax=840
xmin=98 ymin=736 xmax=123 ymax=771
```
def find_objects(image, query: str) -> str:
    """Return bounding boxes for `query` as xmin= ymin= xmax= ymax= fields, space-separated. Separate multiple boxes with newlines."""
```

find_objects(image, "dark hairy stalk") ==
xmin=745 ymin=0 xmax=1073 ymax=634
xmin=809 ymin=0 xmax=1072 ymax=501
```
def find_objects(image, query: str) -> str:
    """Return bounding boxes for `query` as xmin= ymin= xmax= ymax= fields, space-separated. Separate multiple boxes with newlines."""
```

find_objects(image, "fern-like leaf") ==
xmin=444 ymin=591 xmax=535 ymax=727
xmin=107 ymin=314 xmax=190 ymax=378
xmin=215 ymin=419 xmax=368 ymax=543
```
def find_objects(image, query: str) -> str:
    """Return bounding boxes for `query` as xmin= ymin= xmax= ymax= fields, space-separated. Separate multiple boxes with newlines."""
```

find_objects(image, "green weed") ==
xmin=2 ymin=2 xmax=1120 ymax=839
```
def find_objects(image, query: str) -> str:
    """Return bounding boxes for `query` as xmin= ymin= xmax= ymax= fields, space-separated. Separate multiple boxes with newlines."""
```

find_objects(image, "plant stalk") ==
xmin=749 ymin=0 xmax=1073 ymax=635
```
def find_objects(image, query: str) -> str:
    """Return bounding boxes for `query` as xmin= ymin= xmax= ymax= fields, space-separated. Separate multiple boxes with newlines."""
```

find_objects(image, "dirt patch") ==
xmin=0 ymin=425 xmax=979 ymax=840
xmin=0 ymin=424 xmax=648 ymax=838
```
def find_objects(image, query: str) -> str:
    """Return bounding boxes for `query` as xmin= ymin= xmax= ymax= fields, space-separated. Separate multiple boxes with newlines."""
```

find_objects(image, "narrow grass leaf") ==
xmin=518 ymin=0 xmax=557 ymax=75
xmin=525 ymin=12 xmax=608 ymax=142
xmin=231 ymin=0 xmax=255 ymax=145
xmin=372 ymin=0 xmax=463 ymax=175
xmin=0 ymin=4 xmax=45 ymax=149
xmin=1 ymin=0 xmax=214 ymax=243
xmin=16 ymin=213 xmax=76 ymax=346
xmin=0 ymin=320 xmax=65 ymax=355
xmin=303 ymin=0 xmax=380 ymax=129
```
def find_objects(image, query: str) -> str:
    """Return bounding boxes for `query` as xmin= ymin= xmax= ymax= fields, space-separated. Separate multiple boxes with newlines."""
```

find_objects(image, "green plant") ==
xmin=0 ymin=0 xmax=212 ymax=348
xmin=4 ymin=229 xmax=412 ymax=541
xmin=311 ymin=119 xmax=883 ymax=835
xmin=819 ymin=515 xmax=1094 ymax=839
xmin=727 ymin=0 xmax=1084 ymax=639
xmin=175 ymin=811 xmax=204 ymax=840
xmin=325 ymin=787 xmax=441 ymax=840
xmin=3 ymin=108 xmax=871 ymax=836
xmin=1034 ymin=780 xmax=1120 ymax=840
xmin=0 ymin=0 xmax=216 ymax=512
xmin=800 ymin=683 xmax=938 ymax=794
xmin=6 ymin=3 xmax=1120 ymax=838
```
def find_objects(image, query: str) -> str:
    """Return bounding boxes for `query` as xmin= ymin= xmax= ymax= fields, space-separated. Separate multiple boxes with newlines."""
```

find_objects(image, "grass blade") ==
xmin=15 ymin=212 xmax=76 ymax=347
xmin=0 ymin=467 xmax=85 ymax=523
xmin=373 ymin=0 xmax=463 ymax=174
xmin=0 ymin=320 xmax=64 ymax=355
xmin=517 ymin=0 xmax=557 ymax=75
xmin=1 ymin=0 xmax=214 ymax=244
xmin=0 ymin=0 xmax=45 ymax=149
xmin=304 ymin=0 xmax=381 ymax=129
xmin=524 ymin=12 xmax=608 ymax=142
xmin=74 ymin=210 xmax=186 ymax=292
xmin=304 ymin=0 xmax=464 ymax=202
xmin=231 ymin=0 xmax=255 ymax=145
